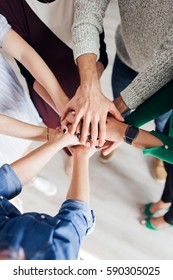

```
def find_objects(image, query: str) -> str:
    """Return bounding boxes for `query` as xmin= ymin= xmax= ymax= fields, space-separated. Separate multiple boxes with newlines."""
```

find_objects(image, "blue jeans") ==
xmin=111 ymin=55 xmax=172 ymax=132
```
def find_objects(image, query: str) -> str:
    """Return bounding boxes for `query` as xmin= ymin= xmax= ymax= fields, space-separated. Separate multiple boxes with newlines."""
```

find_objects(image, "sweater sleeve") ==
xmin=121 ymin=26 xmax=173 ymax=109
xmin=125 ymin=79 xmax=173 ymax=127
xmin=72 ymin=0 xmax=110 ymax=61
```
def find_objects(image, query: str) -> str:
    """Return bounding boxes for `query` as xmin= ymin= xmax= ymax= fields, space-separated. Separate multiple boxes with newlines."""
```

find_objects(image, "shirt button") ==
xmin=165 ymin=145 xmax=169 ymax=149
xmin=5 ymin=216 xmax=9 ymax=219
xmin=41 ymin=215 xmax=46 ymax=219
xmin=0 ymin=196 xmax=3 ymax=200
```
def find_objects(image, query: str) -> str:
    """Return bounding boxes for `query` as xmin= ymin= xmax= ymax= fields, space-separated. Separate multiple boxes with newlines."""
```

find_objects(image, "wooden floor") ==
xmin=3 ymin=0 xmax=173 ymax=260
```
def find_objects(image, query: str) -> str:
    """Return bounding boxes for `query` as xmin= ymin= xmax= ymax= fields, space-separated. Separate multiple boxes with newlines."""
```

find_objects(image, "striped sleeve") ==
xmin=0 ymin=14 xmax=11 ymax=47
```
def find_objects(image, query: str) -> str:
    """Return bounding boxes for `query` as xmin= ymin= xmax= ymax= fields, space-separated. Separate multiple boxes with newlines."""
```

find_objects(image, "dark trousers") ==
xmin=160 ymin=120 xmax=173 ymax=224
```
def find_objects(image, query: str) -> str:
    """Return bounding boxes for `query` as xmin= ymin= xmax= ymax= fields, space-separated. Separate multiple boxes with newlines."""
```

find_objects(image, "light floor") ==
xmin=3 ymin=0 xmax=173 ymax=259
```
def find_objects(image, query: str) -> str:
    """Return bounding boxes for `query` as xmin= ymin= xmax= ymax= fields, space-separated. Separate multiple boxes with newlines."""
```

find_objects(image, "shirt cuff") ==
xmin=0 ymin=164 xmax=22 ymax=199
xmin=143 ymin=130 xmax=173 ymax=164
xmin=60 ymin=199 xmax=95 ymax=235
xmin=73 ymin=42 xmax=100 ymax=63
xmin=0 ymin=15 xmax=11 ymax=47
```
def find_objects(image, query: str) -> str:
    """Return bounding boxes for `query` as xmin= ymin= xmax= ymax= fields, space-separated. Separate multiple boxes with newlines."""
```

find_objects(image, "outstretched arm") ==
xmin=62 ymin=0 xmax=122 ymax=147
xmin=66 ymin=146 xmax=97 ymax=203
xmin=106 ymin=118 xmax=163 ymax=150
xmin=11 ymin=131 xmax=79 ymax=186
xmin=2 ymin=27 xmax=69 ymax=115
xmin=0 ymin=114 xmax=57 ymax=142
xmin=0 ymin=131 xmax=79 ymax=199
xmin=105 ymin=116 xmax=173 ymax=164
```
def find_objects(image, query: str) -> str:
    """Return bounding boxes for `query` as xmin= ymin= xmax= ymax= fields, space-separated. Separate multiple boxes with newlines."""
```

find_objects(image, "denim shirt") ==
xmin=0 ymin=164 xmax=95 ymax=260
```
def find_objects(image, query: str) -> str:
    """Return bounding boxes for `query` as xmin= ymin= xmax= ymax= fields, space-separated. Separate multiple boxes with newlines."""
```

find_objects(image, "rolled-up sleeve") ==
xmin=54 ymin=200 xmax=95 ymax=259
xmin=0 ymin=14 xmax=11 ymax=47
xmin=0 ymin=164 xmax=22 ymax=199
xmin=72 ymin=0 xmax=110 ymax=61
xmin=58 ymin=200 xmax=95 ymax=236
xmin=143 ymin=130 xmax=173 ymax=164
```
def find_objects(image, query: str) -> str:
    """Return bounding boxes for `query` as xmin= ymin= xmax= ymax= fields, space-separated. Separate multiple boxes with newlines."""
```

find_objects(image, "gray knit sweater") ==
xmin=72 ymin=0 xmax=173 ymax=109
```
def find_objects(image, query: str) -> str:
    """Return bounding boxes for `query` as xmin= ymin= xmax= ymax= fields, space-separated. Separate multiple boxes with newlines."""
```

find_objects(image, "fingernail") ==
xmin=77 ymin=133 xmax=81 ymax=139
xmin=103 ymin=152 xmax=107 ymax=155
xmin=88 ymin=135 xmax=92 ymax=140
xmin=63 ymin=129 xmax=67 ymax=134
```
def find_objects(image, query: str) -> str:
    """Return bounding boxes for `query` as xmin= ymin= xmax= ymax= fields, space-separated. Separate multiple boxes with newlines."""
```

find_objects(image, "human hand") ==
xmin=54 ymin=127 xmax=80 ymax=148
xmin=61 ymin=86 xmax=124 ymax=147
xmin=101 ymin=141 xmax=122 ymax=156
xmin=61 ymin=111 xmax=91 ymax=142
xmin=60 ymin=110 xmax=76 ymax=134
xmin=71 ymin=145 xmax=97 ymax=159
xmin=113 ymin=96 xmax=129 ymax=115
xmin=105 ymin=117 xmax=126 ymax=142
xmin=100 ymin=117 xmax=128 ymax=156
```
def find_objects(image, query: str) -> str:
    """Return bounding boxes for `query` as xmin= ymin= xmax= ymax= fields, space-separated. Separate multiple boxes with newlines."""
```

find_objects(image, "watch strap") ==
xmin=124 ymin=125 xmax=139 ymax=145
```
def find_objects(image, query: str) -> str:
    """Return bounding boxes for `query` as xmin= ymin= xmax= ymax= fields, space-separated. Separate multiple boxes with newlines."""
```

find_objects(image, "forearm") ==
xmin=96 ymin=60 xmax=105 ymax=79
xmin=2 ymin=29 xmax=69 ymax=115
xmin=0 ymin=114 xmax=50 ymax=141
xmin=73 ymin=0 xmax=109 ymax=61
xmin=77 ymin=53 xmax=100 ymax=86
xmin=107 ymin=120 xmax=163 ymax=149
xmin=113 ymin=96 xmax=129 ymax=115
xmin=33 ymin=81 xmax=59 ymax=114
xmin=11 ymin=135 xmax=64 ymax=186
xmin=66 ymin=153 xmax=90 ymax=203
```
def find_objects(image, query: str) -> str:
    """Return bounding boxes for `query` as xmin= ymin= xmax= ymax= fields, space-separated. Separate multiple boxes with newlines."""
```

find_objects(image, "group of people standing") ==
xmin=0 ymin=0 xmax=173 ymax=260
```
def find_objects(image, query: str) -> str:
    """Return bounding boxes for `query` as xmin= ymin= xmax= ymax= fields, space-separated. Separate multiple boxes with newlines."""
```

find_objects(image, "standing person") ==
xmin=0 ymin=120 xmax=95 ymax=260
xmin=105 ymin=79 xmax=173 ymax=229
xmin=64 ymin=0 xmax=173 ymax=179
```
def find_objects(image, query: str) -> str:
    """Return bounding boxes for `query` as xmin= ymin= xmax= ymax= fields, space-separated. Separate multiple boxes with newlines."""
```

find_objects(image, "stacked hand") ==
xmin=61 ymin=86 xmax=124 ymax=148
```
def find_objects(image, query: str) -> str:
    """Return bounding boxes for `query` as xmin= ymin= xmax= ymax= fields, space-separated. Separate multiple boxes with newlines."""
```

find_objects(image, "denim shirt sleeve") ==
xmin=58 ymin=200 xmax=95 ymax=235
xmin=143 ymin=130 xmax=173 ymax=164
xmin=0 ymin=14 xmax=11 ymax=47
xmin=0 ymin=164 xmax=22 ymax=199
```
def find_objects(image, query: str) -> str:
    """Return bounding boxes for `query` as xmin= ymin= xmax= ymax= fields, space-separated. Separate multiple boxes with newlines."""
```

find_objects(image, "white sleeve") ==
xmin=0 ymin=14 xmax=11 ymax=47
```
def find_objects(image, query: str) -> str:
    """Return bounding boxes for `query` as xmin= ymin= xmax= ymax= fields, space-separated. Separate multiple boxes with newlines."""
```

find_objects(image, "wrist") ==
xmin=55 ymin=95 xmax=69 ymax=117
xmin=112 ymin=122 xmax=128 ymax=142
xmin=113 ymin=96 xmax=129 ymax=114
xmin=48 ymin=128 xmax=59 ymax=142
xmin=73 ymin=150 xmax=89 ymax=161
xmin=123 ymin=125 xmax=139 ymax=145
xmin=77 ymin=54 xmax=100 ymax=86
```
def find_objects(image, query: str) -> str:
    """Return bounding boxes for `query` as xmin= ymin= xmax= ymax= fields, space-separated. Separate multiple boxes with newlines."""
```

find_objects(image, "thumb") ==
xmin=111 ymin=106 xmax=124 ymax=122
xmin=61 ymin=103 xmax=73 ymax=120
xmin=102 ymin=142 xmax=122 ymax=156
